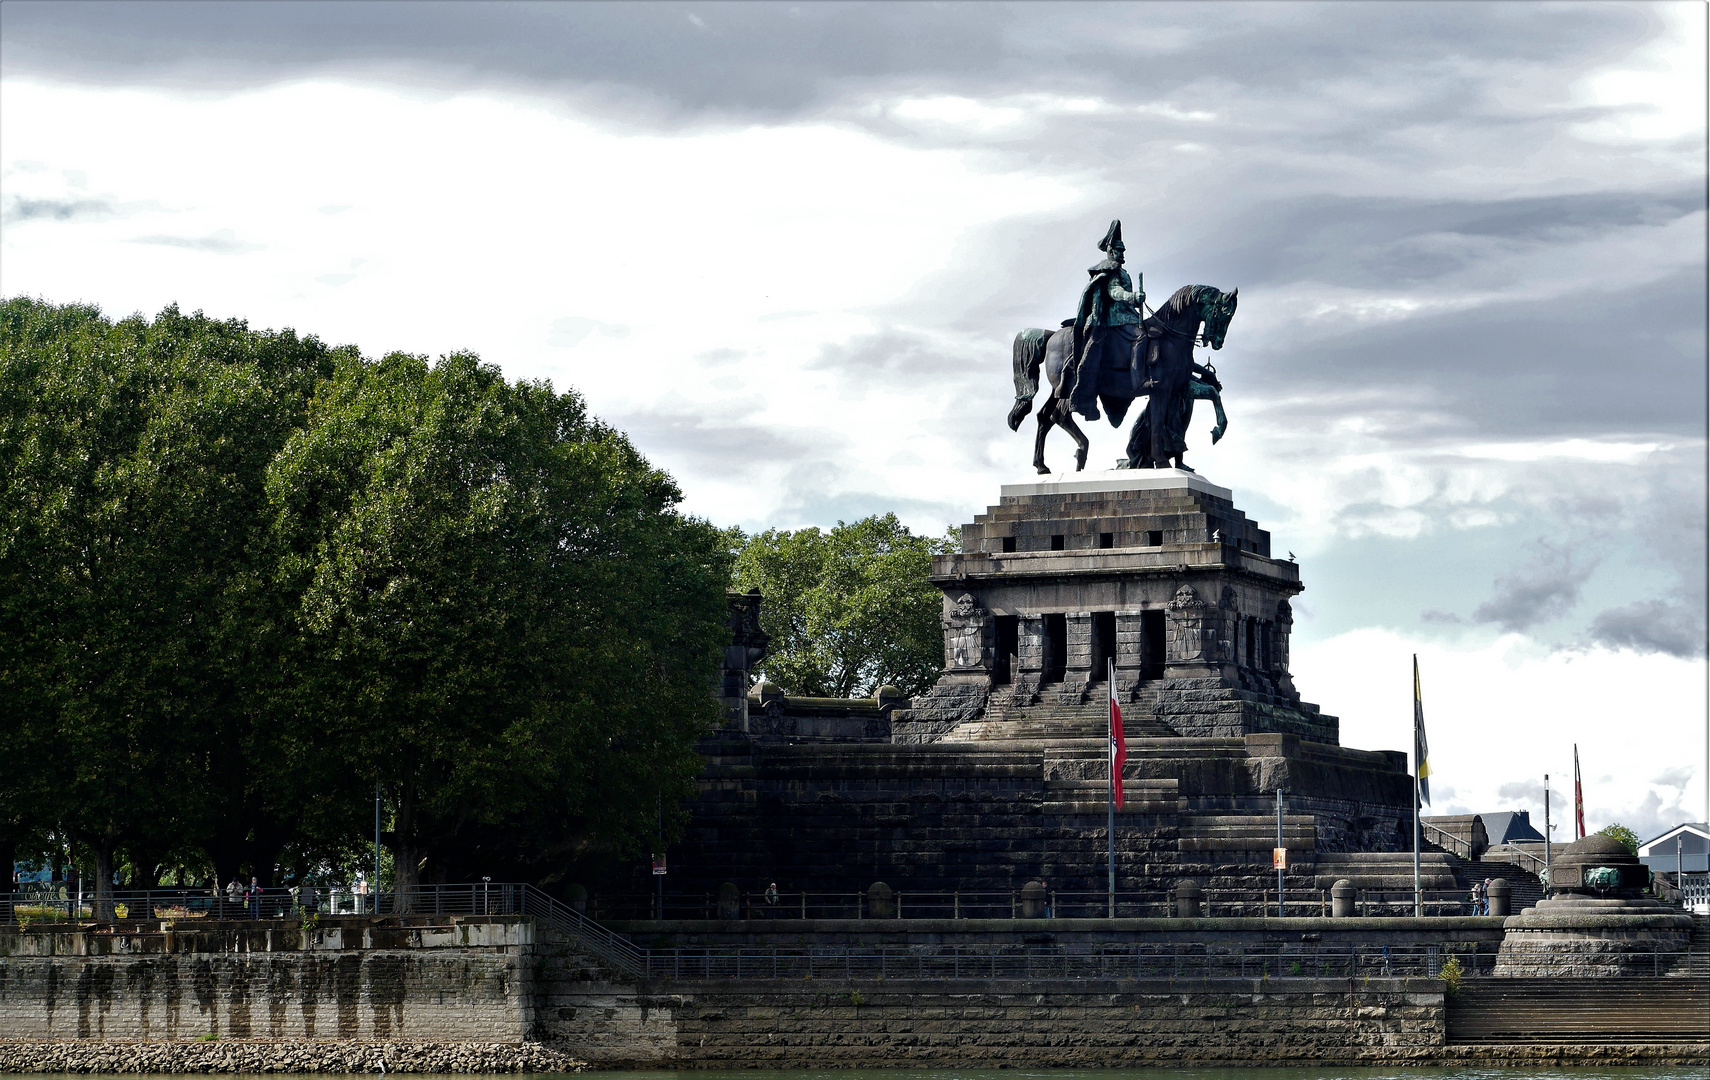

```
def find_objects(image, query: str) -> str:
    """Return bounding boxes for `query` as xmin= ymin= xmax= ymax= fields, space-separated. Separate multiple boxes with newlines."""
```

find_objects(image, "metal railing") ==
xmin=589 ymin=886 xmax=1492 ymax=921
xmin=631 ymin=942 xmax=1484 ymax=981
xmin=1422 ymin=821 xmax=1479 ymax=860
xmin=2 ymin=882 xmax=524 ymax=923
xmin=5 ymin=884 xmax=1700 ymax=983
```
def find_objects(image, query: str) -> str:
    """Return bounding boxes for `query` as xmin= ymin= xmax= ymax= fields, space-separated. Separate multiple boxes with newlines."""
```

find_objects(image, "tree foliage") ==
xmin=0 ymin=299 xmax=729 ymax=897
xmin=729 ymin=514 xmax=954 ymax=699
xmin=269 ymin=350 xmax=729 ymax=892
xmin=1597 ymin=824 xmax=1640 ymax=855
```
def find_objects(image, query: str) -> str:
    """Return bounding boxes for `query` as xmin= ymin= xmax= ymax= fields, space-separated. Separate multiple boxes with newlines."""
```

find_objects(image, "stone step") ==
xmin=1311 ymin=851 xmax=1460 ymax=890
xmin=1453 ymin=856 xmax=1546 ymax=910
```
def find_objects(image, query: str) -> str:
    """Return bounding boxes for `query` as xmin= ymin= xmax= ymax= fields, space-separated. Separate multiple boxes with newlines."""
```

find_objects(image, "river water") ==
xmin=22 ymin=1072 xmax=1705 ymax=1079
xmin=576 ymin=1071 xmax=1702 ymax=1080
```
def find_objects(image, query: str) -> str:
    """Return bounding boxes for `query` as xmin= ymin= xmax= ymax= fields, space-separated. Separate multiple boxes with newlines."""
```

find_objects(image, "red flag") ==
xmin=1109 ymin=671 xmax=1127 ymax=810
xmin=1573 ymin=744 xmax=1585 ymax=840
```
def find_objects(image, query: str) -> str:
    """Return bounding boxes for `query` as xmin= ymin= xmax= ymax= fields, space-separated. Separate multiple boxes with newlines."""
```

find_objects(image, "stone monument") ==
xmin=1495 ymin=832 xmax=1694 ymax=976
xmin=896 ymin=468 xmax=1330 ymax=744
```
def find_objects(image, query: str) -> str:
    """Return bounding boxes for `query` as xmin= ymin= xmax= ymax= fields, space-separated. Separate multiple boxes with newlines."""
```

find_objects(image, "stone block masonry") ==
xmin=541 ymin=975 xmax=1452 ymax=1067
xmin=0 ymin=917 xmax=534 ymax=1043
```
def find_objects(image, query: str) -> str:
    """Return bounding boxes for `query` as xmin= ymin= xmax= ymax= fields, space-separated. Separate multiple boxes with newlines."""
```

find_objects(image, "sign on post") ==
xmin=651 ymin=854 xmax=667 ymax=876
xmin=1272 ymin=847 xmax=1288 ymax=870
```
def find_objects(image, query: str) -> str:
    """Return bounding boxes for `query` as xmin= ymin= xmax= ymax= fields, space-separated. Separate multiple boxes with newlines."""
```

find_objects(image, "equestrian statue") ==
xmin=1006 ymin=220 xmax=1239 ymax=474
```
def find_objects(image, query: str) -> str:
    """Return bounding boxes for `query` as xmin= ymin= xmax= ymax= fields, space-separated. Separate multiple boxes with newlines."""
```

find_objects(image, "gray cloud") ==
xmin=5 ymin=195 xmax=114 ymax=222
xmin=608 ymin=403 xmax=827 ymax=479
xmin=1496 ymin=779 xmax=1568 ymax=814
xmin=131 ymin=229 xmax=261 ymax=254
xmin=0 ymin=2 xmax=1665 ymax=125
xmin=1472 ymin=542 xmax=1596 ymax=632
xmin=1588 ymin=599 xmax=1707 ymax=659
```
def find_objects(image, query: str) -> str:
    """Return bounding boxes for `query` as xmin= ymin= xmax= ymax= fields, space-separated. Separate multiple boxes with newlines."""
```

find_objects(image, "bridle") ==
xmin=1142 ymin=291 xmax=1227 ymax=349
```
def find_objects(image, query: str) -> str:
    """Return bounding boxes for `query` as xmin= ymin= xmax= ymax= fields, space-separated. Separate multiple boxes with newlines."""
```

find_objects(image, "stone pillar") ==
xmin=1165 ymin=584 xmax=1232 ymax=678
xmin=1114 ymin=611 xmax=1145 ymax=699
xmin=866 ymin=882 xmax=895 ymax=919
xmin=1166 ymin=585 xmax=1208 ymax=664
xmin=943 ymin=593 xmax=993 ymax=673
xmin=716 ymin=881 xmax=741 ymax=920
xmin=1020 ymin=880 xmax=1047 ymax=919
xmin=721 ymin=591 xmax=770 ymax=732
xmin=1174 ymin=879 xmax=1203 ymax=918
xmin=1062 ymin=612 xmax=1094 ymax=698
xmin=1014 ymin=615 xmax=1045 ymax=700
xmin=1275 ymin=600 xmax=1295 ymax=691
xmin=1488 ymin=878 xmax=1510 ymax=917
xmin=1331 ymin=879 xmax=1357 ymax=918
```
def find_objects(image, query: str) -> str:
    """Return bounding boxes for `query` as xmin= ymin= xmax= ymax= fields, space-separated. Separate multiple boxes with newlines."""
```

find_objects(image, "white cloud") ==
xmin=1292 ymin=626 xmax=1707 ymax=838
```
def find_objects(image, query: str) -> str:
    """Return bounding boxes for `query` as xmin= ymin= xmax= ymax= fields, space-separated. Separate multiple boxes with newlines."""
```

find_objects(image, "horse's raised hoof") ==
xmin=1074 ymin=447 xmax=1088 ymax=472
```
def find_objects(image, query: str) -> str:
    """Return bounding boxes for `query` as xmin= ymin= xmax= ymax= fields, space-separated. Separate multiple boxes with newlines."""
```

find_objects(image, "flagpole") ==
xmin=1107 ymin=658 xmax=1116 ymax=920
xmin=1412 ymin=655 xmax=1422 ymax=919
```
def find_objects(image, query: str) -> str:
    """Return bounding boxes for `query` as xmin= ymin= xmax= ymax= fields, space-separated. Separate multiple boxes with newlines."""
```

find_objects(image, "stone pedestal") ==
xmin=1495 ymin=834 xmax=1693 ymax=975
xmin=900 ymin=470 xmax=1334 ymax=742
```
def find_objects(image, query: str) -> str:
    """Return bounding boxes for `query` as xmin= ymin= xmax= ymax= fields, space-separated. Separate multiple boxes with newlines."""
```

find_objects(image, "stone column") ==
xmin=1114 ymin=611 xmax=1146 ymax=699
xmin=1061 ymin=612 xmax=1094 ymax=699
xmin=1331 ymin=879 xmax=1356 ymax=918
xmin=943 ymin=593 xmax=993 ymax=673
xmin=1014 ymin=615 xmax=1045 ymax=700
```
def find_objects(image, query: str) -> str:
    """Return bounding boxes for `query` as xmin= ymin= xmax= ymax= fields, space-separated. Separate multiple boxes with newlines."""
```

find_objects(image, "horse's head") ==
xmin=1198 ymin=287 xmax=1238 ymax=350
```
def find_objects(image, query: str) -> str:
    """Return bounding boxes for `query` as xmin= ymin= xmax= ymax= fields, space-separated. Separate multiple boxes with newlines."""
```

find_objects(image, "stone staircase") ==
xmin=1670 ymin=914 xmax=1710 ymax=977
xmin=1453 ymin=856 xmax=1546 ymax=911
xmin=1309 ymin=850 xmax=1460 ymax=891
xmin=947 ymin=684 xmax=1176 ymax=742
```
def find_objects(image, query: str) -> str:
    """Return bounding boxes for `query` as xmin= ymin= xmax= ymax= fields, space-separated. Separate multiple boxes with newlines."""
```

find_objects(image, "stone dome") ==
xmin=1560 ymin=833 xmax=1637 ymax=864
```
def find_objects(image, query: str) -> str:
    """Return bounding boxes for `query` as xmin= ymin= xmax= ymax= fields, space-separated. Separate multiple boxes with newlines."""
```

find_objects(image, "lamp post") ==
xmin=1543 ymin=775 xmax=1552 ymax=892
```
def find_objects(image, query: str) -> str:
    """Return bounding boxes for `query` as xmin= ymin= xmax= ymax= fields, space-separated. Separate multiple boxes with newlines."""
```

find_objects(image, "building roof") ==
xmin=1482 ymin=810 xmax=1546 ymax=845
xmin=1639 ymin=821 xmax=1709 ymax=854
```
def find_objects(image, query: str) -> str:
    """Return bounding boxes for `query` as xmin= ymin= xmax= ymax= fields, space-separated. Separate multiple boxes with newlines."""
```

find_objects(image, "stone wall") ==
xmin=0 ymin=918 xmax=533 ymax=1043
xmin=537 ymin=975 xmax=1448 ymax=1067
xmin=663 ymin=732 xmax=1419 ymax=903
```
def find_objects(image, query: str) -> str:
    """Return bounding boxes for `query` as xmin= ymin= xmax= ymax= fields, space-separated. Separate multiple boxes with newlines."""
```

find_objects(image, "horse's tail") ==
xmin=1009 ymin=327 xmax=1052 ymax=430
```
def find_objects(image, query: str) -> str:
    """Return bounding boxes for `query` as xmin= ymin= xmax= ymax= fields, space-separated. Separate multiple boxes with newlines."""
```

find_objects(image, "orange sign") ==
xmin=1272 ymin=847 xmax=1288 ymax=870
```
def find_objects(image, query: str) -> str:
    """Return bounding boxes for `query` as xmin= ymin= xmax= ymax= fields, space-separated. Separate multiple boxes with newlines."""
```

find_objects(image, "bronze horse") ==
xmin=1007 ymin=284 xmax=1238 ymax=474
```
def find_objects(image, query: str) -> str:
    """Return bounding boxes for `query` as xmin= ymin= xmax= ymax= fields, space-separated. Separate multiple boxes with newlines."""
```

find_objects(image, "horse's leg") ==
xmin=1209 ymin=387 xmax=1228 ymax=443
xmin=1033 ymin=402 xmax=1056 ymax=475
xmin=1056 ymin=410 xmax=1090 ymax=472
xmin=1123 ymin=400 xmax=1152 ymax=469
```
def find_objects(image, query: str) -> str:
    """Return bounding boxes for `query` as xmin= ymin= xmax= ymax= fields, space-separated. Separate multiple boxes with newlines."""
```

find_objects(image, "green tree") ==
xmin=267 ymin=350 xmax=728 ymax=903
xmin=1597 ymin=824 xmax=1640 ymax=855
xmin=729 ymin=514 xmax=954 ymax=699
xmin=0 ymin=299 xmax=343 ymax=911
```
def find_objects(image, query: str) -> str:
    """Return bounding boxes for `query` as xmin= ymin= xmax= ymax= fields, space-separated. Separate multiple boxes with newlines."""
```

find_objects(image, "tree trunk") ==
xmin=391 ymin=784 xmax=419 ymax=914
xmin=92 ymin=842 xmax=116 ymax=922
xmin=0 ymin=837 xmax=15 ymax=922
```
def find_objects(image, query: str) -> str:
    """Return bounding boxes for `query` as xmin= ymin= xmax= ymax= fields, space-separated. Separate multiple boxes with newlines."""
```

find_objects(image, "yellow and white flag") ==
xmin=1413 ymin=654 xmax=1430 ymax=806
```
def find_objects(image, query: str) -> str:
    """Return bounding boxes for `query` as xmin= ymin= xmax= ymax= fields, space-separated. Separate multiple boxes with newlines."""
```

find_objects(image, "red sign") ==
xmin=651 ymin=854 xmax=667 ymax=876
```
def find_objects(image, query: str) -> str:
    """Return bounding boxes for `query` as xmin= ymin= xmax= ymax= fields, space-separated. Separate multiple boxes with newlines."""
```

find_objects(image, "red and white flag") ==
xmin=1573 ymin=743 xmax=1585 ymax=840
xmin=1109 ymin=663 xmax=1127 ymax=810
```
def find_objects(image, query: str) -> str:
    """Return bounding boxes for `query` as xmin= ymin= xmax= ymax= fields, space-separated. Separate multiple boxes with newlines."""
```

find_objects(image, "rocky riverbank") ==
xmin=0 ymin=1041 xmax=586 ymax=1074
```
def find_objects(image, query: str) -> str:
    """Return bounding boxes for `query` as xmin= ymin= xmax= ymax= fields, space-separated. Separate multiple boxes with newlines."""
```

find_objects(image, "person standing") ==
xmin=248 ymin=876 xmax=261 ymax=919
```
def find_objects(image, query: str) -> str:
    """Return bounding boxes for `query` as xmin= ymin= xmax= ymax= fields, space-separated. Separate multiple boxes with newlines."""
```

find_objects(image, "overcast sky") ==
xmin=3 ymin=1 xmax=1705 ymax=840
